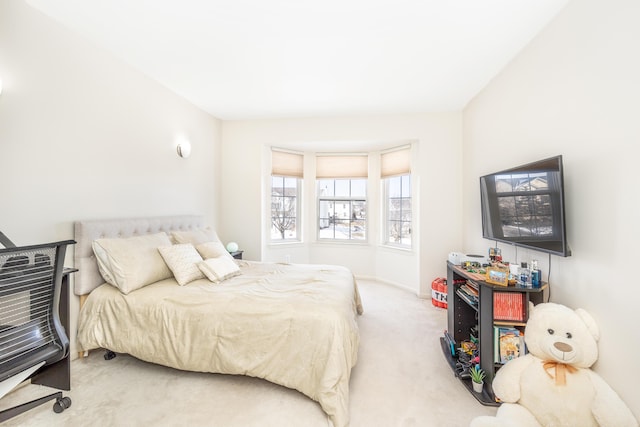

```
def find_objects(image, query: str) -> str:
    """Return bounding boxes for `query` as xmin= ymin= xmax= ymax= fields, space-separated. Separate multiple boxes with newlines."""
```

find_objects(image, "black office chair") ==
xmin=0 ymin=233 xmax=74 ymax=422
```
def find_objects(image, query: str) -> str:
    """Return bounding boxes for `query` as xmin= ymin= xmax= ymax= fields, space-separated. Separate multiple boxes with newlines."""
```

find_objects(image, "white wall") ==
xmin=0 ymin=1 xmax=221 ymax=355
xmin=13 ymin=2 xmax=634 ymax=414
xmin=221 ymin=113 xmax=463 ymax=296
xmin=463 ymin=0 xmax=640 ymax=418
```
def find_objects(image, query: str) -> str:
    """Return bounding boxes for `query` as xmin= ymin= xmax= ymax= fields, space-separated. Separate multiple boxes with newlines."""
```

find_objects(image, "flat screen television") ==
xmin=480 ymin=155 xmax=571 ymax=257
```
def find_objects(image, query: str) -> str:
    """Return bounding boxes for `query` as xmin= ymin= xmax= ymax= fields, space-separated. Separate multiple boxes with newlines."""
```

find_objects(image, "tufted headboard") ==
xmin=73 ymin=215 xmax=205 ymax=296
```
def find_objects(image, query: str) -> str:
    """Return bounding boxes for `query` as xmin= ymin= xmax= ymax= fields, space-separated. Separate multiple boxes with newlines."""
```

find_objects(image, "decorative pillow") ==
xmin=158 ymin=244 xmax=205 ymax=286
xmin=92 ymin=232 xmax=173 ymax=294
xmin=171 ymin=228 xmax=220 ymax=245
xmin=198 ymin=257 xmax=241 ymax=283
xmin=196 ymin=241 xmax=233 ymax=260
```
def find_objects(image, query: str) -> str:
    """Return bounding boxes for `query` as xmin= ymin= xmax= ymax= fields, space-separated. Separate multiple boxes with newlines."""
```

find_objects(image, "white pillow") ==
xmin=157 ymin=244 xmax=205 ymax=286
xmin=92 ymin=232 xmax=173 ymax=294
xmin=196 ymin=241 xmax=232 ymax=260
xmin=198 ymin=257 xmax=241 ymax=283
xmin=171 ymin=228 xmax=220 ymax=245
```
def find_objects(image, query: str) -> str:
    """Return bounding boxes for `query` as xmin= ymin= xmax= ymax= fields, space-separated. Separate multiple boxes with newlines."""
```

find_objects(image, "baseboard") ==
xmin=355 ymin=274 xmax=424 ymax=298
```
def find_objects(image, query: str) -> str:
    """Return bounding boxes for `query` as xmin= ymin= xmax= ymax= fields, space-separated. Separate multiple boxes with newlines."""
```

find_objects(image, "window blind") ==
xmin=381 ymin=146 xmax=411 ymax=178
xmin=316 ymin=155 xmax=368 ymax=179
xmin=272 ymin=149 xmax=303 ymax=178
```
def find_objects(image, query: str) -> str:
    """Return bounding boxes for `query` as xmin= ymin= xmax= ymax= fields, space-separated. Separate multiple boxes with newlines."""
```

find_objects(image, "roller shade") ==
xmin=381 ymin=147 xmax=411 ymax=178
xmin=316 ymin=155 xmax=368 ymax=179
xmin=272 ymin=149 xmax=303 ymax=178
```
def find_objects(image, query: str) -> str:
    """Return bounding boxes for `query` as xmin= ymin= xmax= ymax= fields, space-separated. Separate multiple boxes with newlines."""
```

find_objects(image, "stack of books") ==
xmin=457 ymin=281 xmax=479 ymax=307
xmin=493 ymin=292 xmax=526 ymax=322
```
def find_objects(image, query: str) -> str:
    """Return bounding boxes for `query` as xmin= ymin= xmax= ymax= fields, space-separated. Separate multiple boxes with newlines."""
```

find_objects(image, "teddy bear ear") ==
xmin=575 ymin=308 xmax=600 ymax=341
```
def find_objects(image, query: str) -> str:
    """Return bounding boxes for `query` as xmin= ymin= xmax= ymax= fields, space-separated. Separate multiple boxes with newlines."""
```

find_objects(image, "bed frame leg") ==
xmin=77 ymin=294 xmax=90 ymax=359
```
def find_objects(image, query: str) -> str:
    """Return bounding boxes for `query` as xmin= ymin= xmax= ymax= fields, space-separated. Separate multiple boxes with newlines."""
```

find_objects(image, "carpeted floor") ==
xmin=0 ymin=280 xmax=497 ymax=426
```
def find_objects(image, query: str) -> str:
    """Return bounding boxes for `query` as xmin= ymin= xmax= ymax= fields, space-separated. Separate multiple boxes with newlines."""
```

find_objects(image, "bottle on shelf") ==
xmin=530 ymin=259 xmax=541 ymax=288
xmin=518 ymin=262 xmax=531 ymax=287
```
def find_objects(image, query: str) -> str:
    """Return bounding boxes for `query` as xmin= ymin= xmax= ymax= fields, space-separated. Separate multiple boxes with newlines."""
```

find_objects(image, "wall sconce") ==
xmin=176 ymin=141 xmax=191 ymax=158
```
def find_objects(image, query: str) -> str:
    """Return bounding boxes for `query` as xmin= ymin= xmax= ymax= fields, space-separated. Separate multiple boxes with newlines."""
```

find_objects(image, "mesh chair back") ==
xmin=0 ymin=240 xmax=74 ymax=382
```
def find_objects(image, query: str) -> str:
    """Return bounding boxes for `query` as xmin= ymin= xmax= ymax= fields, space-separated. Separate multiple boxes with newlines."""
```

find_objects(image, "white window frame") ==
xmin=270 ymin=175 xmax=302 ymax=243
xmin=317 ymin=178 xmax=367 ymax=242
xmin=269 ymin=148 xmax=303 ymax=244
xmin=383 ymin=173 xmax=412 ymax=248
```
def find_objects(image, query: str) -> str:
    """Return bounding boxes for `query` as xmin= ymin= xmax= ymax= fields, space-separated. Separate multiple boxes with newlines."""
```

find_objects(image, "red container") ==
xmin=431 ymin=277 xmax=448 ymax=309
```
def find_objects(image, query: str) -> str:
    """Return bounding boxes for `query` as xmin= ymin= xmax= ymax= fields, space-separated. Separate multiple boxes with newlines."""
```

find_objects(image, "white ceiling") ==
xmin=26 ymin=0 xmax=569 ymax=120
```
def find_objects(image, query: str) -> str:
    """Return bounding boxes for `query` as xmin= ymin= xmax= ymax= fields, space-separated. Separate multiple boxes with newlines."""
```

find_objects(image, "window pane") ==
xmin=389 ymin=198 xmax=401 ymax=220
xmin=317 ymin=178 xmax=368 ymax=242
xmin=272 ymin=175 xmax=283 ymax=189
xmin=352 ymin=200 xmax=366 ymax=220
xmin=351 ymin=179 xmax=367 ymax=197
xmin=284 ymin=177 xmax=297 ymax=192
xmin=318 ymin=179 xmax=334 ymax=197
xmin=284 ymin=196 xmax=297 ymax=216
xmin=334 ymin=202 xmax=347 ymax=219
xmin=401 ymin=222 xmax=412 ymax=245
xmin=319 ymin=200 xmax=333 ymax=229
xmin=272 ymin=218 xmax=297 ymax=239
xmin=401 ymin=199 xmax=411 ymax=221
xmin=319 ymin=226 xmax=335 ymax=239
xmin=351 ymin=200 xmax=366 ymax=240
xmin=385 ymin=174 xmax=411 ymax=247
xmin=401 ymin=175 xmax=411 ymax=195
xmin=388 ymin=221 xmax=402 ymax=243
xmin=271 ymin=176 xmax=299 ymax=241
xmin=351 ymin=219 xmax=366 ymax=240
xmin=388 ymin=176 xmax=401 ymax=197
xmin=335 ymin=179 xmax=349 ymax=197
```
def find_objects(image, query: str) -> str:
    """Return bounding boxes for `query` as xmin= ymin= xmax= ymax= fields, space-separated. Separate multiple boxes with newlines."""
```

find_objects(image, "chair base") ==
xmin=0 ymin=390 xmax=71 ymax=423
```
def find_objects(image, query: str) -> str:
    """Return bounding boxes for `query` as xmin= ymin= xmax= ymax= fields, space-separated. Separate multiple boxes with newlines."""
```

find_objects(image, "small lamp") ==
xmin=226 ymin=242 xmax=239 ymax=253
xmin=176 ymin=141 xmax=191 ymax=158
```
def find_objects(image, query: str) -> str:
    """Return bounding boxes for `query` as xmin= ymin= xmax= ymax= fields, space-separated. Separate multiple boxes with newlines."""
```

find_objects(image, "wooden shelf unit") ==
xmin=442 ymin=262 xmax=547 ymax=405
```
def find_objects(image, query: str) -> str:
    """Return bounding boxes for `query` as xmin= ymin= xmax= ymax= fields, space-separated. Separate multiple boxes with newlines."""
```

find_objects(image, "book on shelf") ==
xmin=494 ymin=326 xmax=526 ymax=364
xmin=465 ymin=279 xmax=478 ymax=291
xmin=461 ymin=281 xmax=480 ymax=296
xmin=456 ymin=289 xmax=477 ymax=307
xmin=458 ymin=283 xmax=479 ymax=304
xmin=493 ymin=292 xmax=526 ymax=322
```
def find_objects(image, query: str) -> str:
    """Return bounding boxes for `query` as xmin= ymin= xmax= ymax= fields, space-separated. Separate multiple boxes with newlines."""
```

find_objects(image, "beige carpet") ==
xmin=0 ymin=280 xmax=497 ymax=426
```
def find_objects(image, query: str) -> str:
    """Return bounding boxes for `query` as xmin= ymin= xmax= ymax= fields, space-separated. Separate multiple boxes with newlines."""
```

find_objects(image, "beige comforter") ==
xmin=77 ymin=261 xmax=363 ymax=427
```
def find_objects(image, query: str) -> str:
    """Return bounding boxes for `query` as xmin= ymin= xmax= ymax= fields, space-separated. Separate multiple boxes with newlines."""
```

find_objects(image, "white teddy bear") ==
xmin=470 ymin=302 xmax=638 ymax=427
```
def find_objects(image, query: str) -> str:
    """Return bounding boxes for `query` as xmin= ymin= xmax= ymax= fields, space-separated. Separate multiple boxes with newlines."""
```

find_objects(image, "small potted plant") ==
xmin=469 ymin=364 xmax=486 ymax=393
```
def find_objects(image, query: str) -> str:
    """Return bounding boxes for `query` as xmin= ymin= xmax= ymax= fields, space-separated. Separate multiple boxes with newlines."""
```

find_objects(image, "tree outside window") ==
xmin=386 ymin=174 xmax=411 ymax=246
xmin=271 ymin=176 xmax=299 ymax=240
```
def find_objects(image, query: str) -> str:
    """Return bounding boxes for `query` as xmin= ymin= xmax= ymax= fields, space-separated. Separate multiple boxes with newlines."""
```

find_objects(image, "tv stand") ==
xmin=441 ymin=262 xmax=547 ymax=405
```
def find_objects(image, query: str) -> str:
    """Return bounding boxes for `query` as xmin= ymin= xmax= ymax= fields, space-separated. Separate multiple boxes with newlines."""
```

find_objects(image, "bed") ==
xmin=73 ymin=215 xmax=363 ymax=427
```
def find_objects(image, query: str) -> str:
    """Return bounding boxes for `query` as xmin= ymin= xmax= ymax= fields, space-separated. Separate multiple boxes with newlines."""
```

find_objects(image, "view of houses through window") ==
xmin=317 ymin=179 xmax=367 ymax=241
xmin=270 ymin=147 xmax=412 ymax=247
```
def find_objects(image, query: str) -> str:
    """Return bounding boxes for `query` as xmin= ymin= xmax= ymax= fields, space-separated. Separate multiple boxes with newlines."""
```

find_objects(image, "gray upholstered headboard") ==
xmin=73 ymin=215 xmax=205 ymax=296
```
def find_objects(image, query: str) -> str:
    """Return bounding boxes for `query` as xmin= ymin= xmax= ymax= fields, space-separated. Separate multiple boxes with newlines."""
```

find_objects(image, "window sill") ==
xmin=379 ymin=243 xmax=414 ymax=253
xmin=268 ymin=241 xmax=304 ymax=247
xmin=313 ymin=240 xmax=371 ymax=247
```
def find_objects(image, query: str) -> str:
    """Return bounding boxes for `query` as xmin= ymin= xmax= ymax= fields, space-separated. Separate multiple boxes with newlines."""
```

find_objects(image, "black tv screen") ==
xmin=480 ymin=155 xmax=571 ymax=257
